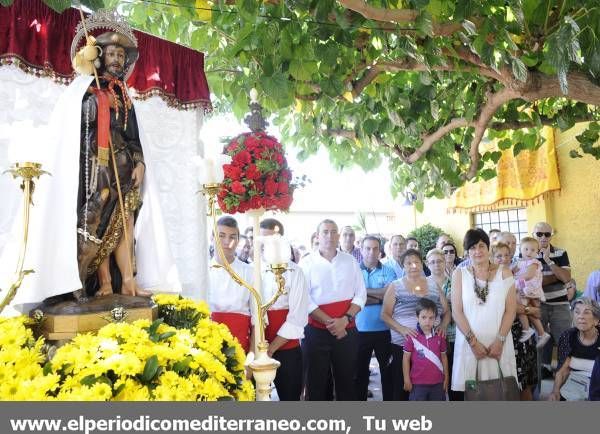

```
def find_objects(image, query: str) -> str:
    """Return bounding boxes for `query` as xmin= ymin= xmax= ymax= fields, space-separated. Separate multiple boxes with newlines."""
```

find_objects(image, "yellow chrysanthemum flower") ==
xmin=1 ymin=296 xmax=254 ymax=402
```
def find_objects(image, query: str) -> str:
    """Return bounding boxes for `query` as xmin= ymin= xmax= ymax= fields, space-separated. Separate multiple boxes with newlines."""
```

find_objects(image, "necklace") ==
xmin=405 ymin=277 xmax=426 ymax=295
xmin=470 ymin=266 xmax=489 ymax=304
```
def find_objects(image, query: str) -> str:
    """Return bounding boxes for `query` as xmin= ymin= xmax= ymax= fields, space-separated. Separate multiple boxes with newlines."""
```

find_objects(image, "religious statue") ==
xmin=75 ymin=29 xmax=149 ymax=298
xmin=1 ymin=10 xmax=180 ymax=313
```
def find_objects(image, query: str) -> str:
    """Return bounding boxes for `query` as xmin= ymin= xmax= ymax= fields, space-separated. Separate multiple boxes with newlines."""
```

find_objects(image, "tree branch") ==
xmin=519 ymin=71 xmax=600 ymax=106
xmin=465 ymin=87 xmax=520 ymax=179
xmin=326 ymin=129 xmax=356 ymax=139
xmin=332 ymin=68 xmax=600 ymax=182
xmin=406 ymin=118 xmax=472 ymax=163
xmin=442 ymin=47 xmax=510 ymax=83
xmin=351 ymin=57 xmax=506 ymax=98
xmin=338 ymin=0 xmax=471 ymax=36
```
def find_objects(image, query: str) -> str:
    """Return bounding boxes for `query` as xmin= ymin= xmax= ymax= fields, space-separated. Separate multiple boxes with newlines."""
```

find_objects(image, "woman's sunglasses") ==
xmin=443 ymin=250 xmax=456 ymax=255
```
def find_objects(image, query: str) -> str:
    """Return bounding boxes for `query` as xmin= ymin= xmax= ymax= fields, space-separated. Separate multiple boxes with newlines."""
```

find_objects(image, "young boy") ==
xmin=402 ymin=298 xmax=448 ymax=401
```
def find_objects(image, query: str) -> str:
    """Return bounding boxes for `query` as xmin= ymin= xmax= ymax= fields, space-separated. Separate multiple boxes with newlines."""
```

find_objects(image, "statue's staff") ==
xmin=76 ymin=6 xmax=134 ymax=279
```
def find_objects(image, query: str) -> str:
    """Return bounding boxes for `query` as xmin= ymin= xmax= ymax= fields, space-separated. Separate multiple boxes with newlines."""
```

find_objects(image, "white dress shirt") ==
xmin=299 ymin=251 xmax=367 ymax=313
xmin=261 ymin=261 xmax=309 ymax=340
xmin=208 ymin=257 xmax=254 ymax=316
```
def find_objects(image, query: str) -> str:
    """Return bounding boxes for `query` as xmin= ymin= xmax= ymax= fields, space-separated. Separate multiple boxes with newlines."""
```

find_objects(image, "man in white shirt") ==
xmin=300 ymin=219 xmax=367 ymax=400
xmin=208 ymin=216 xmax=254 ymax=353
xmin=260 ymin=218 xmax=309 ymax=400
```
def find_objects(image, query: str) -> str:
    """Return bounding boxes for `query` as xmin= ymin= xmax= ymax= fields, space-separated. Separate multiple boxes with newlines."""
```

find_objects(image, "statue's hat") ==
xmin=71 ymin=9 xmax=139 ymax=79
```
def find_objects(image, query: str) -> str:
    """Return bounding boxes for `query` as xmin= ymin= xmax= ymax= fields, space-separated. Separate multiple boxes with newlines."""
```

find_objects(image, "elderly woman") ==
xmin=548 ymin=297 xmax=600 ymax=401
xmin=381 ymin=249 xmax=451 ymax=400
xmin=441 ymin=242 xmax=460 ymax=280
xmin=451 ymin=229 xmax=518 ymax=399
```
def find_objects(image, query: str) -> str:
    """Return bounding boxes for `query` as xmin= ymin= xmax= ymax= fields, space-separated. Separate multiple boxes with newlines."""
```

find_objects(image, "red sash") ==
xmin=211 ymin=312 xmax=251 ymax=353
xmin=91 ymin=88 xmax=110 ymax=167
xmin=308 ymin=299 xmax=355 ymax=330
xmin=265 ymin=309 xmax=300 ymax=351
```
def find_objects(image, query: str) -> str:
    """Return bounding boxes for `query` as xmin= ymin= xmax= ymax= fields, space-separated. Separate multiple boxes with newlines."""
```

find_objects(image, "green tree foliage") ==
xmin=25 ymin=0 xmax=600 ymax=200
xmin=408 ymin=223 xmax=443 ymax=256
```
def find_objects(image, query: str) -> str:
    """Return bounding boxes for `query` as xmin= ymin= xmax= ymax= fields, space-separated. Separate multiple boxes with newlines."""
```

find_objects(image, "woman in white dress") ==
xmin=451 ymin=229 xmax=518 ymax=398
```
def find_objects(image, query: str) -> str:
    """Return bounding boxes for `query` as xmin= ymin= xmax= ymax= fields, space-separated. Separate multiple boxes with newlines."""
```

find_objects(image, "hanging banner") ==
xmin=449 ymin=127 xmax=561 ymax=212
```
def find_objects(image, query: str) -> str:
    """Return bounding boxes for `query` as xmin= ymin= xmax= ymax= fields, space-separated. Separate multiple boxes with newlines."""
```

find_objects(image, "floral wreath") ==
xmin=217 ymin=131 xmax=294 ymax=214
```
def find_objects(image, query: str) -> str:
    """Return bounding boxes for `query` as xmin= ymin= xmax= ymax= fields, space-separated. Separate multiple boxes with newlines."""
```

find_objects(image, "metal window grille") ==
xmin=472 ymin=208 xmax=528 ymax=244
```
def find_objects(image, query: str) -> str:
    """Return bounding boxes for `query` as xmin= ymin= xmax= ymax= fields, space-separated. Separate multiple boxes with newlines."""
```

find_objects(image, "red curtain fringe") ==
xmin=0 ymin=0 xmax=211 ymax=110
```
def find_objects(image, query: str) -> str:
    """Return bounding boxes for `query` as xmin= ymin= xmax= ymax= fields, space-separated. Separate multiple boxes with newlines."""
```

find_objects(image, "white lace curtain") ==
xmin=0 ymin=66 xmax=208 ymax=301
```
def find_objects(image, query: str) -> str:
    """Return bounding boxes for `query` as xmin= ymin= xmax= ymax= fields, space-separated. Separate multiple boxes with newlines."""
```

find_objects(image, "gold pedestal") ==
xmin=39 ymin=307 xmax=156 ymax=340
xmin=33 ymin=294 xmax=157 ymax=340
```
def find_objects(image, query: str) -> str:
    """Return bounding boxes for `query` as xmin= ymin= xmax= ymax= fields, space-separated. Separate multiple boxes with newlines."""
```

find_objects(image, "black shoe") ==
xmin=367 ymin=390 xmax=374 ymax=398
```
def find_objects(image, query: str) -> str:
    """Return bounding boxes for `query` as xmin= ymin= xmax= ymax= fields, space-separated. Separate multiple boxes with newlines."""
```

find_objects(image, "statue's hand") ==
xmin=132 ymin=163 xmax=145 ymax=188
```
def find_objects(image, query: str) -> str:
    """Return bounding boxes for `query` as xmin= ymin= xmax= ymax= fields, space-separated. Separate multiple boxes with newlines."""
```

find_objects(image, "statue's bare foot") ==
xmin=96 ymin=282 xmax=113 ymax=297
xmin=121 ymin=280 xmax=151 ymax=297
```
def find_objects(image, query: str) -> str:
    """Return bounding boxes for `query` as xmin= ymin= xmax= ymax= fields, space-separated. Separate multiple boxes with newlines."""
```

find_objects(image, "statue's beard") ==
xmin=100 ymin=63 xmax=126 ymax=80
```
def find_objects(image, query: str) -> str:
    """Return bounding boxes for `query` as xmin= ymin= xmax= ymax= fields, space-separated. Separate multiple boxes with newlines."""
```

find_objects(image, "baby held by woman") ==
xmin=492 ymin=238 xmax=551 ymax=347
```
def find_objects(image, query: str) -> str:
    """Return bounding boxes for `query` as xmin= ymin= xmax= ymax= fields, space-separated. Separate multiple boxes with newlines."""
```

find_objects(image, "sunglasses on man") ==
xmin=535 ymin=232 xmax=552 ymax=238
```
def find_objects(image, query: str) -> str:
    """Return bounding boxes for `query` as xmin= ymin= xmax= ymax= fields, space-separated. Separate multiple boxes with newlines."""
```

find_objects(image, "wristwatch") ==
xmin=496 ymin=334 xmax=506 ymax=343
xmin=546 ymin=260 xmax=555 ymax=266
xmin=344 ymin=313 xmax=354 ymax=322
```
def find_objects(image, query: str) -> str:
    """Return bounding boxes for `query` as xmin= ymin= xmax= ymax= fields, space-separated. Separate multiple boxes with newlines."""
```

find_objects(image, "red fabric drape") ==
xmin=0 ymin=0 xmax=211 ymax=109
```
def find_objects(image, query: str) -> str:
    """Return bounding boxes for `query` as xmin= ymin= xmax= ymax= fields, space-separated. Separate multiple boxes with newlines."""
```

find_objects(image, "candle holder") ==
xmin=0 ymin=162 xmax=49 ymax=314
xmin=202 ymin=183 xmax=288 ymax=401
xmin=199 ymin=183 xmax=221 ymax=216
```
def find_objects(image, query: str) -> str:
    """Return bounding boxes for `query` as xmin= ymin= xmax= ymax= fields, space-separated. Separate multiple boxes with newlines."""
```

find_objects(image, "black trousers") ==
xmin=390 ymin=343 xmax=410 ymax=401
xmin=303 ymin=325 xmax=358 ymax=400
xmin=272 ymin=346 xmax=303 ymax=401
xmin=354 ymin=330 xmax=393 ymax=400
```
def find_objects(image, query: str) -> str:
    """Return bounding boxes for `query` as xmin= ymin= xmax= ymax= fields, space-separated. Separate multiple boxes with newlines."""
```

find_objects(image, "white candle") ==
xmin=214 ymin=154 xmax=230 ymax=183
xmin=263 ymin=235 xmax=291 ymax=265
xmin=203 ymin=158 xmax=217 ymax=184
xmin=193 ymin=154 xmax=231 ymax=185
xmin=7 ymin=121 xmax=43 ymax=164
xmin=249 ymin=88 xmax=259 ymax=103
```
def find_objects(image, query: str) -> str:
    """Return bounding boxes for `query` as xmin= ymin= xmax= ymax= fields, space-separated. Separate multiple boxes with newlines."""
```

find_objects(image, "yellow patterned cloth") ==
xmin=449 ymin=127 xmax=561 ymax=211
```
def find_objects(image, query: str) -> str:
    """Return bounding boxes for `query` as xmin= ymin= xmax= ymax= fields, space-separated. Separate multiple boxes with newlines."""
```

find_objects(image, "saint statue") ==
xmin=1 ymin=10 xmax=180 ymax=313
xmin=76 ymin=30 xmax=148 ymax=298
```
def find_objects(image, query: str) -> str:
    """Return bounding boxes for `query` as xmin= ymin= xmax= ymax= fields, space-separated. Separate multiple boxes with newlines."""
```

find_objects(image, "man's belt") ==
xmin=308 ymin=299 xmax=354 ymax=330
xmin=265 ymin=309 xmax=300 ymax=351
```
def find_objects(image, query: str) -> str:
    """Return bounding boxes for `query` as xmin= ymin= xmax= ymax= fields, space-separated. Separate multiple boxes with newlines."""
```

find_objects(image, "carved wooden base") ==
xmin=32 ymin=294 xmax=157 ymax=340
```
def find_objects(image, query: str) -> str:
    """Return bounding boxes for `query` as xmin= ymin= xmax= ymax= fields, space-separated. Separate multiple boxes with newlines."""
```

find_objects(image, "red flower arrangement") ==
xmin=217 ymin=131 xmax=294 ymax=214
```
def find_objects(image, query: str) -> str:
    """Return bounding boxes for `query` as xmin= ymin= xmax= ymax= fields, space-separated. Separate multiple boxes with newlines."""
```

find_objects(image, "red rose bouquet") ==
xmin=217 ymin=132 xmax=294 ymax=214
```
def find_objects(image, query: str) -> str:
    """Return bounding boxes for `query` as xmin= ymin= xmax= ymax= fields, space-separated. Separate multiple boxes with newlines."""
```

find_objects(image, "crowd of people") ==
xmin=208 ymin=217 xmax=600 ymax=401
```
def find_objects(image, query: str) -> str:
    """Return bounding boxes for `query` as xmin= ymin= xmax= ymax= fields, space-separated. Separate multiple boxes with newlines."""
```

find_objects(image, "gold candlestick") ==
xmin=0 ymin=162 xmax=49 ymax=314
xmin=201 ymin=184 xmax=287 ymax=400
